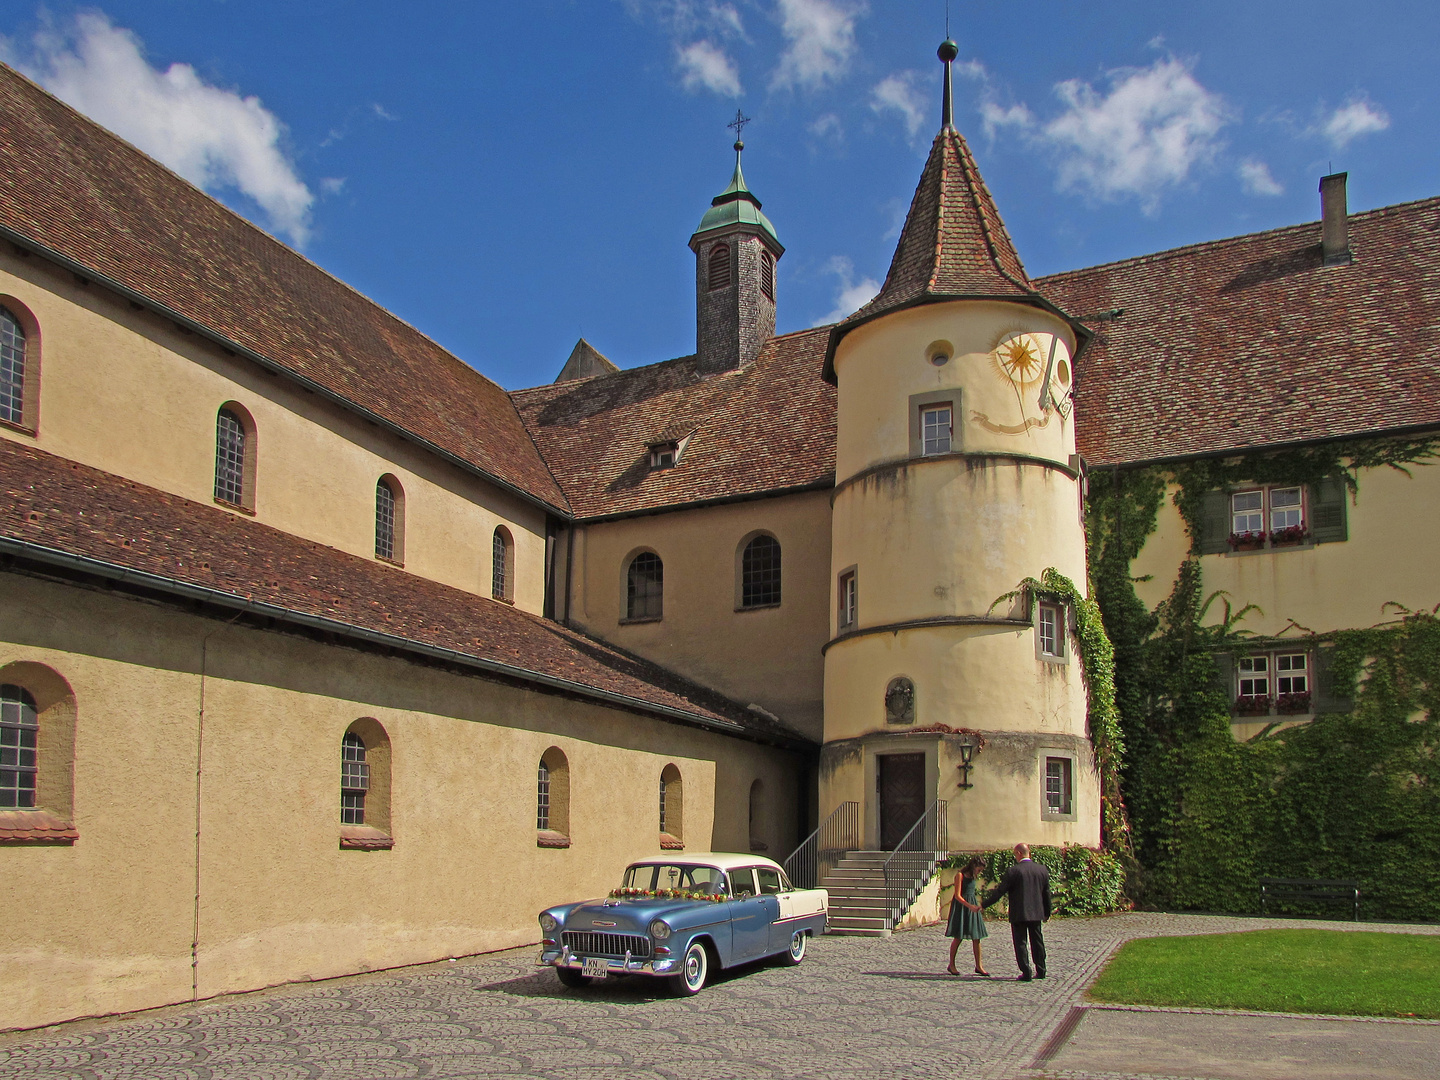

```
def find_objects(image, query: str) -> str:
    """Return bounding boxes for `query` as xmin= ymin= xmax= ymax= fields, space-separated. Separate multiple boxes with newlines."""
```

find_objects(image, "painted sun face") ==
xmin=992 ymin=333 xmax=1048 ymax=389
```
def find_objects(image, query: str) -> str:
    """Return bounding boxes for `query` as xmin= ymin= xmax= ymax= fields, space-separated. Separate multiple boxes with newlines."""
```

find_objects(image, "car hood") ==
xmin=560 ymin=897 xmax=719 ymax=932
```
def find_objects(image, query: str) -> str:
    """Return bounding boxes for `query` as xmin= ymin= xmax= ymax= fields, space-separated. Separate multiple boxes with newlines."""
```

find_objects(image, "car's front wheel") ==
xmin=665 ymin=940 xmax=709 ymax=996
xmin=778 ymin=929 xmax=806 ymax=966
xmin=556 ymin=967 xmax=591 ymax=989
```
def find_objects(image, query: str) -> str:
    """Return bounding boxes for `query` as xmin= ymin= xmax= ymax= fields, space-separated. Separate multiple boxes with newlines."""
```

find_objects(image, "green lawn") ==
xmin=1088 ymin=929 xmax=1440 ymax=1018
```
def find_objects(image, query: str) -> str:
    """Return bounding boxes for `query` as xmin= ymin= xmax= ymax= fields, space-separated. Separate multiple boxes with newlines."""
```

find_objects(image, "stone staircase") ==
xmin=822 ymin=849 xmax=946 ymax=936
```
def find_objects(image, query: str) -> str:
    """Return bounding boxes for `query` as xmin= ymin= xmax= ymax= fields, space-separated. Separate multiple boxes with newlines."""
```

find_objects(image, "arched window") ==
xmin=708 ymin=242 xmax=732 ymax=291
xmin=375 ymin=475 xmax=405 ymax=563
xmin=740 ymin=534 xmax=782 ymax=608
xmin=214 ymin=403 xmax=256 ymax=510
xmin=492 ymin=526 xmax=514 ymax=601
xmin=0 ymin=305 xmax=28 ymax=427
xmin=0 ymin=684 xmax=38 ymax=808
xmin=760 ymin=250 xmax=775 ymax=301
xmin=626 ymin=551 xmax=663 ymax=621
xmin=339 ymin=718 xmax=392 ymax=848
xmin=660 ymin=764 xmax=683 ymax=848
xmin=0 ymin=662 xmax=78 ymax=841
xmin=538 ymin=746 xmax=570 ymax=846
xmin=748 ymin=779 xmax=766 ymax=852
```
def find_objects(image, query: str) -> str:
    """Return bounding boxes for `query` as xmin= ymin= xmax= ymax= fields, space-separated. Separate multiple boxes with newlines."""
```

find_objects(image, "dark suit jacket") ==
xmin=981 ymin=859 xmax=1052 ymax=923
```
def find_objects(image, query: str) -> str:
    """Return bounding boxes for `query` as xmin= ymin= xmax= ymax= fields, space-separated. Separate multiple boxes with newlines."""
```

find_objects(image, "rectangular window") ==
xmin=1275 ymin=652 xmax=1308 ymax=695
xmin=1230 ymin=486 xmax=1307 ymax=546
xmin=1044 ymin=757 xmax=1072 ymax=816
xmin=838 ymin=570 xmax=857 ymax=630
xmin=1037 ymin=602 xmax=1063 ymax=658
xmin=920 ymin=405 xmax=953 ymax=456
xmin=1237 ymin=655 xmax=1270 ymax=697
xmin=729 ymin=867 xmax=757 ymax=898
xmin=650 ymin=444 xmax=677 ymax=469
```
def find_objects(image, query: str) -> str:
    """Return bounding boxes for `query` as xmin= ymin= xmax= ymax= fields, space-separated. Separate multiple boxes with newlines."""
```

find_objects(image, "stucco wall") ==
xmin=0 ymin=253 xmax=549 ymax=613
xmin=568 ymin=491 xmax=831 ymax=742
xmin=0 ymin=572 xmax=805 ymax=1031
xmin=1132 ymin=466 xmax=1440 ymax=636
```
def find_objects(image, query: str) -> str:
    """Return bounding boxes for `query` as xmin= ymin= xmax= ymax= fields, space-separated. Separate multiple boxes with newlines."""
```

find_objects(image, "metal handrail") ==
xmin=882 ymin=799 xmax=948 ymax=928
xmin=782 ymin=801 xmax=860 ymax=890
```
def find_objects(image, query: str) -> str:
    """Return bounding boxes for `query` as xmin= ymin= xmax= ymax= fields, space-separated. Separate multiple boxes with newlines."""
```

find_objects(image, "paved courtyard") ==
xmin=2 ymin=913 xmax=1437 ymax=1080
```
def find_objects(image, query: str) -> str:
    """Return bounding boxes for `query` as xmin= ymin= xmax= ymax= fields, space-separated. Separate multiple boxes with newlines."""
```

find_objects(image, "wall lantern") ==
xmin=956 ymin=734 xmax=979 ymax=789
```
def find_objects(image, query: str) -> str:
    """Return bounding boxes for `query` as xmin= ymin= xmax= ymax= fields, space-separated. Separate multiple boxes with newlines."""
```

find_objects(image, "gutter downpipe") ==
xmin=0 ymin=535 xmax=810 ymax=751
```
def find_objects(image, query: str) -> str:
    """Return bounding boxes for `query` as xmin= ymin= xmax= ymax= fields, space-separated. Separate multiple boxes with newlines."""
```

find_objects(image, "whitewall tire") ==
xmin=779 ymin=929 xmax=806 ymax=966
xmin=667 ymin=940 xmax=709 ymax=996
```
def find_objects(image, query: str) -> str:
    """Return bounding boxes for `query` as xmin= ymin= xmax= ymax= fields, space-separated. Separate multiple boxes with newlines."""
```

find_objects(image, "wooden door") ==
xmin=878 ymin=753 xmax=926 ymax=850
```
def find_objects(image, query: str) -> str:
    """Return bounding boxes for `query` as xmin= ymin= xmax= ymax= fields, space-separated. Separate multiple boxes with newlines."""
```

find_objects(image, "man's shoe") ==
xmin=1036 ymin=969 xmax=1047 ymax=979
xmin=1017 ymin=973 xmax=1033 ymax=982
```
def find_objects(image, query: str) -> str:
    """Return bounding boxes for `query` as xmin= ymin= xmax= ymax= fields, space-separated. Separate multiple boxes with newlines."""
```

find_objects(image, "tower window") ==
xmin=1044 ymin=757 xmax=1073 ymax=816
xmin=920 ymin=404 xmax=953 ymax=456
xmin=838 ymin=570 xmax=857 ymax=630
xmin=760 ymin=250 xmax=775 ymax=301
xmin=1037 ymin=602 xmax=1064 ymax=659
xmin=708 ymin=243 xmax=732 ymax=290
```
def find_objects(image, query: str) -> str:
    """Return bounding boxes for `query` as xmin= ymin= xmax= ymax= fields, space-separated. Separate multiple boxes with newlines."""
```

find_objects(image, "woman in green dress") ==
xmin=946 ymin=856 xmax=991 ymax=976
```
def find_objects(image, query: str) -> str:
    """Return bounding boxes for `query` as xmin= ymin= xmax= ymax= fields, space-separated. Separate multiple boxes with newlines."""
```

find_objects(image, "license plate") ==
xmin=581 ymin=958 xmax=610 ymax=979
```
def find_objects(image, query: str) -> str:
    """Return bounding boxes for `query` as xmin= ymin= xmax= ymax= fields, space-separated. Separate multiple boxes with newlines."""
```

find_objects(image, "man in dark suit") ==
xmin=981 ymin=843 xmax=1051 ymax=981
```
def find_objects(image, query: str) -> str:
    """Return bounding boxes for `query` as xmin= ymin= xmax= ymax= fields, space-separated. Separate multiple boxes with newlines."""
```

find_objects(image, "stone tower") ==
xmin=689 ymin=141 xmax=784 ymax=375
xmin=818 ymin=41 xmax=1098 ymax=854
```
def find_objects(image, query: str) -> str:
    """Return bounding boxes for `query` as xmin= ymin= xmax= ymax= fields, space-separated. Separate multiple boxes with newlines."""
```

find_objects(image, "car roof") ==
xmin=628 ymin=852 xmax=785 ymax=873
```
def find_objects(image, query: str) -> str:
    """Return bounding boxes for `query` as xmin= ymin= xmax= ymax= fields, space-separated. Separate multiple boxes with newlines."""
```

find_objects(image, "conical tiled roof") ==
xmin=822 ymin=107 xmax=1084 ymax=382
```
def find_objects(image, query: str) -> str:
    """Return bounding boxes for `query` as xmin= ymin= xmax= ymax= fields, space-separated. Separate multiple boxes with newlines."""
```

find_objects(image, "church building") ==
xmin=3 ymin=39 xmax=1438 ymax=1031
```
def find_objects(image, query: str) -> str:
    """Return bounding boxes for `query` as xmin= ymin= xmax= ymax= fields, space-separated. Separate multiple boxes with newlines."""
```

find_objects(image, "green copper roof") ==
xmin=690 ymin=145 xmax=782 ymax=251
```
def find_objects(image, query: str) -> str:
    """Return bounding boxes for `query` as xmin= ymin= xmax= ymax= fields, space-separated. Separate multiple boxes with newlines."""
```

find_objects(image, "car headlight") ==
xmin=649 ymin=919 xmax=671 ymax=940
xmin=540 ymin=913 xmax=559 ymax=933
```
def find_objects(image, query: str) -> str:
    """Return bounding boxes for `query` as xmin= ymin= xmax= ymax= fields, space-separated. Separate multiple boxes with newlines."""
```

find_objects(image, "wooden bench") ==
xmin=1258 ymin=877 xmax=1360 ymax=921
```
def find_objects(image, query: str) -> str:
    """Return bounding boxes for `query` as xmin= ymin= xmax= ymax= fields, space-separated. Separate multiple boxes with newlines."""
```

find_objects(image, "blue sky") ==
xmin=2 ymin=2 xmax=1435 ymax=389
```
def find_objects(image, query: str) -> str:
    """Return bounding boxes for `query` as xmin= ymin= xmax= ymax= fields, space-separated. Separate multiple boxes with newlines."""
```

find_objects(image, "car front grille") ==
xmin=562 ymin=931 xmax=652 ymax=959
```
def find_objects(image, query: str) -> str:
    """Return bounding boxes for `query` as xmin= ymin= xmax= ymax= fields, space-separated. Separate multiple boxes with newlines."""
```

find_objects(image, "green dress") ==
xmin=945 ymin=876 xmax=989 ymax=940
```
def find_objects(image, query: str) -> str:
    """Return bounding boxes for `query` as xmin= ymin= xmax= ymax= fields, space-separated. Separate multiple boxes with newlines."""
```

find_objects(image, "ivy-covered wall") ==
xmin=1087 ymin=440 xmax=1440 ymax=921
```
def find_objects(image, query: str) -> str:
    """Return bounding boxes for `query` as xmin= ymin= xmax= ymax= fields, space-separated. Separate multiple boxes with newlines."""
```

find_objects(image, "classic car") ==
xmin=537 ymin=852 xmax=828 ymax=996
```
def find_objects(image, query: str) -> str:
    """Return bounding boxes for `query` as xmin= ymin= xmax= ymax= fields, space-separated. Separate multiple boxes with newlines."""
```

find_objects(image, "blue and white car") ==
xmin=538 ymin=853 xmax=828 ymax=996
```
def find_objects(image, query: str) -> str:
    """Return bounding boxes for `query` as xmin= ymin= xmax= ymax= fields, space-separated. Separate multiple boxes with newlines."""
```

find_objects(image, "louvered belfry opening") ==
xmin=708 ymin=243 xmax=732 ymax=290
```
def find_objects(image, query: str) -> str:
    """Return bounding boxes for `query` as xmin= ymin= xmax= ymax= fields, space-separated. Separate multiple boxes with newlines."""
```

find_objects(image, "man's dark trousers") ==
xmin=981 ymin=857 xmax=1052 ymax=979
xmin=1011 ymin=921 xmax=1046 ymax=979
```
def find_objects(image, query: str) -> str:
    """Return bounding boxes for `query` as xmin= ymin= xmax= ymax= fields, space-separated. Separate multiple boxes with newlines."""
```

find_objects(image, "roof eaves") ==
xmin=0 ymin=533 xmax=814 ymax=751
xmin=0 ymin=221 xmax=573 ymax=520
xmin=1084 ymin=421 xmax=1440 ymax=471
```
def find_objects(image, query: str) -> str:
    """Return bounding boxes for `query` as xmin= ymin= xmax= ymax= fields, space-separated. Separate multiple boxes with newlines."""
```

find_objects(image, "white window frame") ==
xmin=837 ymin=568 xmax=857 ymax=631
xmin=1040 ymin=753 xmax=1076 ymax=821
xmin=1235 ymin=650 xmax=1311 ymax=715
xmin=920 ymin=404 xmax=953 ymax=456
xmin=1230 ymin=486 xmax=1307 ymax=545
xmin=1035 ymin=600 xmax=1067 ymax=663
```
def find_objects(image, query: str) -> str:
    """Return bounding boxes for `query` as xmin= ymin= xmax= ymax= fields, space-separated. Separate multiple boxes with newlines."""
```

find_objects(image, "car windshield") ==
xmin=623 ymin=863 xmax=728 ymax=894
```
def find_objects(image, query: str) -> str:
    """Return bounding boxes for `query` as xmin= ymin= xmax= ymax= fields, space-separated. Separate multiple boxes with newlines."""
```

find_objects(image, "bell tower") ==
xmin=689 ymin=121 xmax=784 ymax=375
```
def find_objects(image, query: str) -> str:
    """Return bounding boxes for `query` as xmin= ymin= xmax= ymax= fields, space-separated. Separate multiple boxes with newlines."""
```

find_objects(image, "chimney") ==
xmin=1320 ymin=172 xmax=1351 ymax=266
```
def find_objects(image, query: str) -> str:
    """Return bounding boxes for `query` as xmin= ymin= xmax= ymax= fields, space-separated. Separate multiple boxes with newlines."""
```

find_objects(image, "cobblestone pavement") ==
xmin=3 ymin=913 xmax=1437 ymax=1080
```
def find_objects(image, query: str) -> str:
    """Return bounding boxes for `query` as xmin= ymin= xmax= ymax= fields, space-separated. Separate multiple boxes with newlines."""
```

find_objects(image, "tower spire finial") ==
xmin=938 ymin=38 xmax=958 ymax=130
xmin=727 ymin=108 xmax=751 ymax=152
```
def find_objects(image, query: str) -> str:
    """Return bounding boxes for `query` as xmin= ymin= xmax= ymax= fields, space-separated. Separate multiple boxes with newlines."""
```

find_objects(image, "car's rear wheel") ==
xmin=556 ymin=967 xmax=591 ymax=988
xmin=779 ymin=929 xmax=806 ymax=966
xmin=666 ymin=940 xmax=709 ymax=996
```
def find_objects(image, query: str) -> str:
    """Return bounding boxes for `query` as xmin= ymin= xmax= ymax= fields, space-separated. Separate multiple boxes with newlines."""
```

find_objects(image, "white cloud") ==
xmin=980 ymin=100 xmax=1034 ymax=140
xmin=809 ymin=112 xmax=844 ymax=142
xmin=319 ymin=177 xmax=347 ymax=196
xmin=870 ymin=71 xmax=926 ymax=140
xmin=1036 ymin=58 xmax=1230 ymax=213
xmin=677 ymin=39 xmax=742 ymax=96
xmin=770 ymin=0 xmax=866 ymax=92
xmin=4 ymin=13 xmax=314 ymax=245
xmin=815 ymin=255 xmax=879 ymax=325
xmin=1237 ymin=159 xmax=1282 ymax=197
xmin=1318 ymin=96 xmax=1390 ymax=148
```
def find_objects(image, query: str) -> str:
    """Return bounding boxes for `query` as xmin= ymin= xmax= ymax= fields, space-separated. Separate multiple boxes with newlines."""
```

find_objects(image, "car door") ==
xmin=727 ymin=868 xmax=777 ymax=960
xmin=756 ymin=867 xmax=791 ymax=953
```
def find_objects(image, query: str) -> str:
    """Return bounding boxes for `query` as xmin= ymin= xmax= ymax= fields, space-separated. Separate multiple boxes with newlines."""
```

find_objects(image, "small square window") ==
xmin=1238 ymin=655 xmax=1270 ymax=697
xmin=1231 ymin=490 xmax=1264 ymax=535
xmin=1270 ymin=487 xmax=1303 ymax=531
xmin=1275 ymin=653 xmax=1308 ymax=695
xmin=1037 ymin=602 xmax=1064 ymax=659
xmin=1044 ymin=757 xmax=1073 ymax=816
xmin=920 ymin=405 xmax=953 ymax=456
xmin=650 ymin=444 xmax=677 ymax=469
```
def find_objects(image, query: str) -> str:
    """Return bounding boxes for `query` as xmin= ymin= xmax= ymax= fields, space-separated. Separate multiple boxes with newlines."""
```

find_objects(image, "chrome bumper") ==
xmin=537 ymin=945 xmax=676 ymax=975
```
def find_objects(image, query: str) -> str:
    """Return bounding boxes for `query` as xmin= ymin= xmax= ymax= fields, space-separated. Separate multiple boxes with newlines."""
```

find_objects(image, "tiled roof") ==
xmin=1040 ymin=197 xmax=1440 ymax=466
xmin=0 ymin=438 xmax=805 ymax=747
xmin=852 ymin=127 xmax=1034 ymax=320
xmin=0 ymin=63 xmax=568 ymax=513
xmin=510 ymin=327 xmax=836 ymax=520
